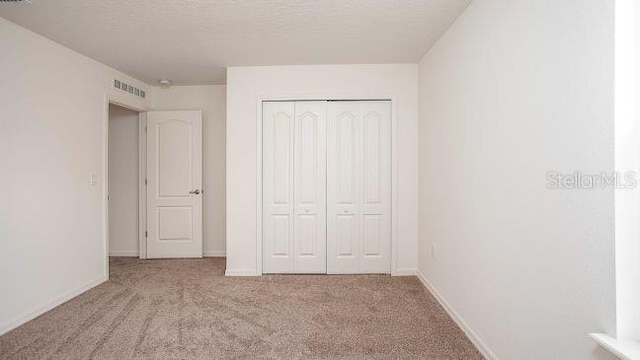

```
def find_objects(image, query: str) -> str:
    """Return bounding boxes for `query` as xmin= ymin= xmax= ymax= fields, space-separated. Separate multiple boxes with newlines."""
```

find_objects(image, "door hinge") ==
xmin=145 ymin=231 xmax=148 ymax=238
xmin=144 ymin=178 xmax=147 ymax=186
xmin=144 ymin=126 xmax=147 ymax=133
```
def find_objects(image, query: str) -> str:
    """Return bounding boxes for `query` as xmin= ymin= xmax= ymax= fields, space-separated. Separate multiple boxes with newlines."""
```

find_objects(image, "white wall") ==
xmin=0 ymin=18 xmax=150 ymax=335
xmin=226 ymin=64 xmax=418 ymax=275
xmin=417 ymin=0 xmax=616 ymax=359
xmin=152 ymin=85 xmax=227 ymax=256
xmin=108 ymin=104 xmax=139 ymax=256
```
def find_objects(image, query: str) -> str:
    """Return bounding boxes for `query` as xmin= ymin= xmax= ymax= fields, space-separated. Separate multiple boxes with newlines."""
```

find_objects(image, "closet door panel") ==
xmin=263 ymin=102 xmax=295 ymax=273
xmin=293 ymin=101 xmax=327 ymax=273
xmin=360 ymin=102 xmax=391 ymax=273
xmin=327 ymin=102 xmax=361 ymax=273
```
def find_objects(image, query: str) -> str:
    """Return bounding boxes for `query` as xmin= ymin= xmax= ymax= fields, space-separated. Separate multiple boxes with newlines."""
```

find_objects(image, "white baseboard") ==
xmin=109 ymin=251 xmax=226 ymax=258
xmin=0 ymin=275 xmax=107 ymax=336
xmin=203 ymin=250 xmax=226 ymax=257
xmin=416 ymin=270 xmax=497 ymax=360
xmin=109 ymin=251 xmax=139 ymax=257
xmin=225 ymin=269 xmax=260 ymax=276
xmin=395 ymin=268 xmax=417 ymax=276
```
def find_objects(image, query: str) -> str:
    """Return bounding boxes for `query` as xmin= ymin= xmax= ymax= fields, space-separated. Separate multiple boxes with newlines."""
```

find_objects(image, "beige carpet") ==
xmin=0 ymin=257 xmax=482 ymax=359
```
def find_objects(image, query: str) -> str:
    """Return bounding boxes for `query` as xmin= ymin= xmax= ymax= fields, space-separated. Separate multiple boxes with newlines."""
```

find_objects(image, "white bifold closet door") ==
xmin=262 ymin=100 xmax=390 ymax=274
xmin=327 ymin=101 xmax=391 ymax=274
xmin=263 ymin=101 xmax=327 ymax=273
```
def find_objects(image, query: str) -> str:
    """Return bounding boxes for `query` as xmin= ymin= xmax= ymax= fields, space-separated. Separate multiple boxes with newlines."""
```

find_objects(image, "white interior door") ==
xmin=327 ymin=101 xmax=391 ymax=274
xmin=146 ymin=110 xmax=203 ymax=258
xmin=263 ymin=101 xmax=327 ymax=273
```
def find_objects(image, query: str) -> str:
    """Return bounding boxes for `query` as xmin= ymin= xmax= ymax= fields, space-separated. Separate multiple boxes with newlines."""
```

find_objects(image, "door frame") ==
xmin=255 ymin=95 xmax=399 ymax=275
xmin=103 ymin=96 xmax=148 ymax=279
xmin=138 ymin=113 xmax=147 ymax=259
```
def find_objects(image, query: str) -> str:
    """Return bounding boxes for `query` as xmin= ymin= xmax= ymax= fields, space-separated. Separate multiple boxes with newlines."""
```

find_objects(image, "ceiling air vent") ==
xmin=0 ymin=0 xmax=31 ymax=3
xmin=114 ymin=79 xmax=146 ymax=99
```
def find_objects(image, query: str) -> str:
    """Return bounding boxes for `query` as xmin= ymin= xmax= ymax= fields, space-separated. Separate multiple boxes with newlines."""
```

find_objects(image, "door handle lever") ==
xmin=189 ymin=189 xmax=201 ymax=195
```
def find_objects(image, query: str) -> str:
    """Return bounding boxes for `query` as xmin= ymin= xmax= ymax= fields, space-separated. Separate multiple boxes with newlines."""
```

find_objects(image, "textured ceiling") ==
xmin=0 ymin=0 xmax=471 ymax=85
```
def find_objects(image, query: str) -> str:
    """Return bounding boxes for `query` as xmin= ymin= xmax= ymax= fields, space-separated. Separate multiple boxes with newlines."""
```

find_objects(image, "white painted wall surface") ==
xmin=108 ymin=104 xmax=139 ymax=257
xmin=417 ymin=0 xmax=616 ymax=359
xmin=226 ymin=64 xmax=418 ymax=275
xmin=152 ymin=86 xmax=226 ymax=256
xmin=0 ymin=18 xmax=150 ymax=335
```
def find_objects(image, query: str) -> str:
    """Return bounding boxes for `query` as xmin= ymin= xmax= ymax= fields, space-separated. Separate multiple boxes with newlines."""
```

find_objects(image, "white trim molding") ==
xmin=416 ymin=270 xmax=497 ymax=360
xmin=138 ymin=112 xmax=148 ymax=259
xmin=104 ymin=96 xmax=149 ymax=277
xmin=109 ymin=251 xmax=139 ymax=257
xmin=225 ymin=269 xmax=259 ymax=276
xmin=0 ymin=275 xmax=107 ymax=336
xmin=204 ymin=250 xmax=227 ymax=257
xmin=395 ymin=268 xmax=417 ymax=276
xmin=590 ymin=333 xmax=640 ymax=360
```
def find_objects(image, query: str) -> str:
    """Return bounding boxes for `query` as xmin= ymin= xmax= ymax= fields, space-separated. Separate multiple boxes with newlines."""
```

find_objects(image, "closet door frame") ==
xmin=256 ymin=96 xmax=399 ymax=275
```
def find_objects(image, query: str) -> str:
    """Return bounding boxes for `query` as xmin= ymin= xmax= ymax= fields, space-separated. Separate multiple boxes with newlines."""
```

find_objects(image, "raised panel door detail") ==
xmin=273 ymin=112 xmax=291 ymax=204
xmin=337 ymin=112 xmax=356 ymax=205
xmin=157 ymin=120 xmax=193 ymax=198
xmin=362 ymin=214 xmax=382 ymax=256
xmin=297 ymin=112 xmax=318 ymax=204
xmin=272 ymin=215 xmax=291 ymax=256
xmin=336 ymin=214 xmax=356 ymax=257
xmin=363 ymin=111 xmax=382 ymax=204
xmin=296 ymin=215 xmax=317 ymax=256
xmin=157 ymin=207 xmax=193 ymax=241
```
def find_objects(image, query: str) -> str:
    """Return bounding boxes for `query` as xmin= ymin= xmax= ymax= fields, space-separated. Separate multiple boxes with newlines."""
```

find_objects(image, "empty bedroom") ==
xmin=1 ymin=0 xmax=639 ymax=359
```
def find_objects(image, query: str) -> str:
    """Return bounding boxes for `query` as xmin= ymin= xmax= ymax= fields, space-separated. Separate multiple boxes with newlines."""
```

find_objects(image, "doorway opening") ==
xmin=106 ymin=105 xmax=204 ymax=277
xmin=107 ymin=103 xmax=143 ymax=267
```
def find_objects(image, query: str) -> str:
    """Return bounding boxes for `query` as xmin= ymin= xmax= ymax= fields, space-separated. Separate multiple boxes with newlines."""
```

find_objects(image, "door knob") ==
xmin=189 ymin=189 xmax=201 ymax=195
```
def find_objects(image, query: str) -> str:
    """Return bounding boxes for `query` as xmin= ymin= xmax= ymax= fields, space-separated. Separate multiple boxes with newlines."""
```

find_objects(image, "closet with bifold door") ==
xmin=262 ymin=100 xmax=391 ymax=274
